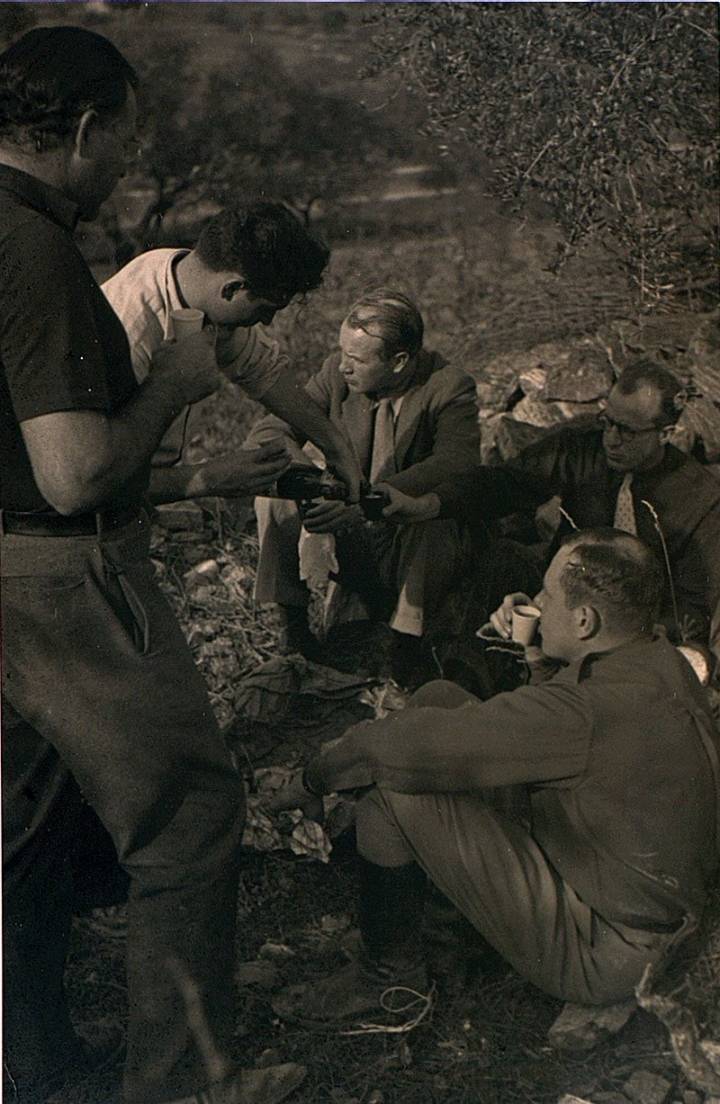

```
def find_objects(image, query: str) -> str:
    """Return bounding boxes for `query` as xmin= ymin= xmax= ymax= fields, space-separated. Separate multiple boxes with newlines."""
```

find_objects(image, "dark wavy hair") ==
xmin=0 ymin=26 xmax=138 ymax=151
xmin=560 ymin=528 xmax=663 ymax=633
xmin=195 ymin=203 xmax=330 ymax=300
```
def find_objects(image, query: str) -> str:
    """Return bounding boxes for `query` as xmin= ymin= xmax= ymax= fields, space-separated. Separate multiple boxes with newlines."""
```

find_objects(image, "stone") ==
xmin=183 ymin=558 xmax=220 ymax=587
xmin=623 ymin=1069 xmax=672 ymax=1104
xmin=154 ymin=501 xmax=204 ymax=531
xmin=548 ymin=999 xmax=637 ymax=1052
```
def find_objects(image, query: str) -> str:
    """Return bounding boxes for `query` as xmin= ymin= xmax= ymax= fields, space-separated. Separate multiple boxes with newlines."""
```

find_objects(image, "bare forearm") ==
xmin=21 ymin=374 xmax=188 ymax=515
xmin=263 ymin=379 xmax=336 ymax=455
xmin=262 ymin=378 xmax=361 ymax=499
xmin=147 ymin=461 xmax=212 ymax=505
xmin=81 ymin=375 xmax=190 ymax=505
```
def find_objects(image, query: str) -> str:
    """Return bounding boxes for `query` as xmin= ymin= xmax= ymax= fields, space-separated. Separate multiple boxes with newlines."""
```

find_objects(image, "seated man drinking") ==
xmin=267 ymin=528 xmax=719 ymax=1017
xmin=382 ymin=360 xmax=720 ymax=674
xmin=246 ymin=288 xmax=481 ymax=671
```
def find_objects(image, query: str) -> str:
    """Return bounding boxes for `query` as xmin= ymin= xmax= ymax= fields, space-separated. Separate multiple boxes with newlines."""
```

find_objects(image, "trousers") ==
xmin=1 ymin=515 xmax=244 ymax=1104
xmin=254 ymin=496 xmax=471 ymax=637
xmin=356 ymin=680 xmax=681 ymax=1005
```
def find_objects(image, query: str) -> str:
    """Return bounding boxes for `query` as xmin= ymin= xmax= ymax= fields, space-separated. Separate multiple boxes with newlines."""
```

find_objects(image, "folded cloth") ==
xmin=298 ymin=527 xmax=338 ymax=589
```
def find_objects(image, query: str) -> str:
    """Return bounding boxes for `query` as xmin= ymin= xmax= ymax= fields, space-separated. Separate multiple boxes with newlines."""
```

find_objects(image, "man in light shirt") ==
xmin=103 ymin=201 xmax=362 ymax=504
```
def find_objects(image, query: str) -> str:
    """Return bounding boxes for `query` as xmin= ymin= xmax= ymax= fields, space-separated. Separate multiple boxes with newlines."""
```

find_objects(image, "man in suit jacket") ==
xmin=246 ymin=288 xmax=480 ymax=664
xmin=382 ymin=361 xmax=720 ymax=669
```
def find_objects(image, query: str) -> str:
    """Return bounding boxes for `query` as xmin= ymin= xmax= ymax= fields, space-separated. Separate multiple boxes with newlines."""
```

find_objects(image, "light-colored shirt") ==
xmin=102 ymin=248 xmax=285 ymax=465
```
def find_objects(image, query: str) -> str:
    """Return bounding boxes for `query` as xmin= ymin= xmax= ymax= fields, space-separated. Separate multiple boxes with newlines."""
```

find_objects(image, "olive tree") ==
xmin=365 ymin=2 xmax=719 ymax=308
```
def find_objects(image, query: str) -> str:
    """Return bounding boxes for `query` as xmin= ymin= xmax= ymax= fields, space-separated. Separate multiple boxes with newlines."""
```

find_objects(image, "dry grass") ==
xmin=54 ymin=225 xmax=720 ymax=1104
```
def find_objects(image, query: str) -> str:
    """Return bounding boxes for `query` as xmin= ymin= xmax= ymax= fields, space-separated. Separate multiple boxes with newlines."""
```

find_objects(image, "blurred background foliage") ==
xmin=365 ymin=3 xmax=719 ymax=306
xmin=1 ymin=1 xmax=717 ymax=358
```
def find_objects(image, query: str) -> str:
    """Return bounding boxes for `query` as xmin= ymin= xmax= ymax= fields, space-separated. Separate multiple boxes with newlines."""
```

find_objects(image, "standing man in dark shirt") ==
xmin=380 ymin=362 xmax=720 ymax=664
xmin=1 ymin=27 xmax=304 ymax=1104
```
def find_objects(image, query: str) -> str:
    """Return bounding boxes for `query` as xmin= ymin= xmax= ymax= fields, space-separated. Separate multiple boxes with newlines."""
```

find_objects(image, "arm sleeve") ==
xmin=218 ymin=324 xmax=286 ymax=401
xmin=0 ymin=219 xmax=113 ymax=420
xmin=667 ymin=507 xmax=720 ymax=643
xmin=305 ymin=678 xmax=591 ymax=796
xmin=243 ymin=356 xmax=335 ymax=452
xmin=434 ymin=428 xmax=580 ymax=521
xmin=384 ymin=371 xmax=482 ymax=496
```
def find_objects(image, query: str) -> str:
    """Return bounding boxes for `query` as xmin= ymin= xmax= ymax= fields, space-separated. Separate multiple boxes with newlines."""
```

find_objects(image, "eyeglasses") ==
xmin=598 ymin=412 xmax=662 ymax=441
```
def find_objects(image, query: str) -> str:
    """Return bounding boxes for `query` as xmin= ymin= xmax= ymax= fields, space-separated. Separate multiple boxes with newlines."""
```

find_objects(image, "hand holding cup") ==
xmin=489 ymin=591 xmax=535 ymax=640
xmin=510 ymin=604 xmax=541 ymax=645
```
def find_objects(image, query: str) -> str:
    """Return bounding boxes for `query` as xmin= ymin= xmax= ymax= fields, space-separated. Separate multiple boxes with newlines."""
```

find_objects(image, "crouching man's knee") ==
xmin=408 ymin=679 xmax=480 ymax=710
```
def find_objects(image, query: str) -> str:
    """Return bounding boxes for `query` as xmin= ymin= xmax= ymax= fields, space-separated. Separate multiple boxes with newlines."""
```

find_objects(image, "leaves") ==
xmin=366 ymin=3 xmax=719 ymax=306
xmin=242 ymin=767 xmax=333 ymax=863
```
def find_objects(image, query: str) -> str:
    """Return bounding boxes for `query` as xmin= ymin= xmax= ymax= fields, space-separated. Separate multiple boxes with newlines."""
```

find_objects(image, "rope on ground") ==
xmin=339 ymin=982 xmax=436 ymax=1037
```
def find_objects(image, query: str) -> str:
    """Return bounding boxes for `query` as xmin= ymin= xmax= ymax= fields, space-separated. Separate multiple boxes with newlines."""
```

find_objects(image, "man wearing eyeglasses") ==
xmin=102 ymin=202 xmax=363 ymax=504
xmin=380 ymin=360 xmax=720 ymax=664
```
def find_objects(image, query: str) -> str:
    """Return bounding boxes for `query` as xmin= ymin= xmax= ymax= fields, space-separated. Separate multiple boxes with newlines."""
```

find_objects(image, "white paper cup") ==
xmin=170 ymin=308 xmax=205 ymax=340
xmin=511 ymin=604 xmax=541 ymax=645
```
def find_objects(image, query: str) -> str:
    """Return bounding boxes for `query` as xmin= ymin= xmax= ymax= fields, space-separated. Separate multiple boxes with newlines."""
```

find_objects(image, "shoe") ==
xmin=167 ymin=1063 xmax=306 ymax=1104
xmin=272 ymin=952 xmax=430 ymax=1028
xmin=273 ymin=605 xmax=323 ymax=661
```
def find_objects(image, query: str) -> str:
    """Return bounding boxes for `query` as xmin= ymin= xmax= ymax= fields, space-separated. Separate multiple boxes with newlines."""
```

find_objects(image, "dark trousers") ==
xmin=1 ymin=516 xmax=244 ymax=1104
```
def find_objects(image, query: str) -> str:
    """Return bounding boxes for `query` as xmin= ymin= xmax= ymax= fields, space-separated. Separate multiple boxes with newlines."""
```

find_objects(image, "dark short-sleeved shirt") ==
xmin=0 ymin=165 xmax=144 ymax=513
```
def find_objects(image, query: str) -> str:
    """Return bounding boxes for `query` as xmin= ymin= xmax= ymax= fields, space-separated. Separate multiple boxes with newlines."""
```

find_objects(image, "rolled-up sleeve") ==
xmin=218 ymin=324 xmax=286 ymax=401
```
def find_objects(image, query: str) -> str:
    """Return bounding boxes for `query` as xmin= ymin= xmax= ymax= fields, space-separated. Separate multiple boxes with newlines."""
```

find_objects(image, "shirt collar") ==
xmin=0 ymin=163 xmax=80 ymax=232
xmin=567 ymin=632 xmax=660 ymax=683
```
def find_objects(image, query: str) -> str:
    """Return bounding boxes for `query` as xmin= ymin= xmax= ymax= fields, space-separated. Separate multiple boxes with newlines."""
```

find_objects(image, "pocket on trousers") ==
xmin=115 ymin=570 xmax=152 ymax=655
xmin=94 ymin=558 xmax=152 ymax=657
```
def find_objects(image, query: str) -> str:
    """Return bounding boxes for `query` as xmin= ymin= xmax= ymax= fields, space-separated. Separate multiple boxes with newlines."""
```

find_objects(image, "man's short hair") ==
xmin=344 ymin=288 xmax=424 ymax=359
xmin=195 ymin=203 xmax=330 ymax=299
xmin=559 ymin=528 xmax=663 ymax=633
xmin=0 ymin=26 xmax=138 ymax=152
xmin=615 ymin=360 xmax=682 ymax=426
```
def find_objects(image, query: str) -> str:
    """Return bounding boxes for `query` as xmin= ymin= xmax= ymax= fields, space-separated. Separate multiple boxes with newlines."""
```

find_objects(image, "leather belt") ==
xmin=0 ymin=506 xmax=141 ymax=537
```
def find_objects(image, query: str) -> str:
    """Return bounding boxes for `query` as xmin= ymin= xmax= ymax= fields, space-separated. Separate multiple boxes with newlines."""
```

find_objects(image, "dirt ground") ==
xmin=52 ymin=501 xmax=720 ymax=1104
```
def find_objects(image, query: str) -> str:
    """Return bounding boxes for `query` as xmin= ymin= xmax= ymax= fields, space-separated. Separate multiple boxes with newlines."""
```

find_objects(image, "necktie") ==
xmin=370 ymin=399 xmax=397 ymax=484
xmin=613 ymin=473 xmax=637 ymax=534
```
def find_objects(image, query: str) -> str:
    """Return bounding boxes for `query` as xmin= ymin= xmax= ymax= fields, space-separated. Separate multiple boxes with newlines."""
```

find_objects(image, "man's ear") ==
xmin=392 ymin=350 xmax=409 ymax=374
xmin=220 ymin=279 xmax=246 ymax=303
xmin=73 ymin=109 xmax=99 ymax=158
xmin=574 ymin=604 xmax=600 ymax=640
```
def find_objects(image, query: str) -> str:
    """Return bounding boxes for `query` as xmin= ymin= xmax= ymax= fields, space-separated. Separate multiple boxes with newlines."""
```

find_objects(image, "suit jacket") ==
xmin=437 ymin=425 xmax=720 ymax=643
xmin=246 ymin=348 xmax=480 ymax=496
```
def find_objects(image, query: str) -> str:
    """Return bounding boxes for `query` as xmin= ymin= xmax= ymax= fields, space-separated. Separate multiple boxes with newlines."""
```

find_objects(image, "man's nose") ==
xmin=603 ymin=422 xmax=622 ymax=445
